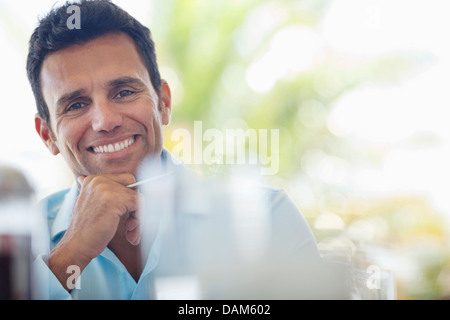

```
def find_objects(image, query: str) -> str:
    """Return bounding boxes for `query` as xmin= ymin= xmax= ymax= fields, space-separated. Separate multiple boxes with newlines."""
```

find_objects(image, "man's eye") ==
xmin=67 ymin=102 xmax=86 ymax=112
xmin=116 ymin=90 xmax=134 ymax=99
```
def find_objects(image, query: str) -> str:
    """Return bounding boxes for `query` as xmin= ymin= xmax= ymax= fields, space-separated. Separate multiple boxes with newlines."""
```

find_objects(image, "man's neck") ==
xmin=108 ymin=219 xmax=144 ymax=282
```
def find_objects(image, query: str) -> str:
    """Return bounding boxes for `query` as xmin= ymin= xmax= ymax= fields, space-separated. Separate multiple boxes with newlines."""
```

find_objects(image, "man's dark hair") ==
xmin=26 ymin=0 xmax=162 ymax=124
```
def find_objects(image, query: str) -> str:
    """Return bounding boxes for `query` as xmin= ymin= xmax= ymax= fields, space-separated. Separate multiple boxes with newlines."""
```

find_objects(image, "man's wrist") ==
xmin=47 ymin=240 xmax=90 ymax=292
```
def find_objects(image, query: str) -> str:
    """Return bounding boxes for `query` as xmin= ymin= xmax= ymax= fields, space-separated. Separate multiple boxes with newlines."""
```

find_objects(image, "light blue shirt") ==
xmin=33 ymin=182 xmax=164 ymax=300
xmin=33 ymin=151 xmax=320 ymax=300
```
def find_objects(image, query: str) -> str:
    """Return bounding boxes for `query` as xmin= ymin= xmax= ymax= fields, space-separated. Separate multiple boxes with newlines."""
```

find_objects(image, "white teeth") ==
xmin=93 ymin=137 xmax=135 ymax=154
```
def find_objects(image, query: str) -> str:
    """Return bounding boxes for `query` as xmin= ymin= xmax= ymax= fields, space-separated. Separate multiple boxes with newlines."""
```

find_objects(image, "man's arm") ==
xmin=47 ymin=174 xmax=141 ymax=292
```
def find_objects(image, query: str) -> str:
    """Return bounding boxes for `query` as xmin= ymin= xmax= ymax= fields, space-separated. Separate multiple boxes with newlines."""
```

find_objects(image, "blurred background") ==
xmin=1 ymin=0 xmax=450 ymax=299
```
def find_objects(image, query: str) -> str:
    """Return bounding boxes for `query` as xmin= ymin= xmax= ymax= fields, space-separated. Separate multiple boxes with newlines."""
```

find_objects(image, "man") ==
xmin=28 ymin=0 xmax=320 ymax=299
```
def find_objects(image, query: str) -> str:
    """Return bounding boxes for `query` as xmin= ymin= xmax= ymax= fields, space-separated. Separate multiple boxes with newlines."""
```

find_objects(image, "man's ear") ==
xmin=34 ymin=114 xmax=60 ymax=156
xmin=160 ymin=79 xmax=172 ymax=126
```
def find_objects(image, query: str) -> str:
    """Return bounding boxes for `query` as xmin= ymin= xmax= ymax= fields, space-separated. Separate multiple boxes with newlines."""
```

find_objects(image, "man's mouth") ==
xmin=89 ymin=136 xmax=136 ymax=154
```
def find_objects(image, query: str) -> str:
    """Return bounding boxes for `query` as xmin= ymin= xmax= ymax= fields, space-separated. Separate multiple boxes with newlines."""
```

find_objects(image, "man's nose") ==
xmin=91 ymin=98 xmax=123 ymax=132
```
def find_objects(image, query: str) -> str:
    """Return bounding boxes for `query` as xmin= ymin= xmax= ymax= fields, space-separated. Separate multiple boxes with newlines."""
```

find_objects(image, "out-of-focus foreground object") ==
xmin=138 ymin=158 xmax=396 ymax=300
xmin=0 ymin=164 xmax=46 ymax=300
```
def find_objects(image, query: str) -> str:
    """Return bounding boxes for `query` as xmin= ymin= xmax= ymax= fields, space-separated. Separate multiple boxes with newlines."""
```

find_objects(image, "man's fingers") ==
xmin=126 ymin=209 xmax=141 ymax=246
xmin=126 ymin=226 xmax=141 ymax=246
xmin=78 ymin=175 xmax=142 ymax=216
xmin=126 ymin=214 xmax=139 ymax=231
xmin=126 ymin=193 xmax=144 ymax=221
xmin=102 ymin=173 xmax=137 ymax=186
xmin=75 ymin=174 xmax=144 ymax=246
xmin=79 ymin=173 xmax=136 ymax=189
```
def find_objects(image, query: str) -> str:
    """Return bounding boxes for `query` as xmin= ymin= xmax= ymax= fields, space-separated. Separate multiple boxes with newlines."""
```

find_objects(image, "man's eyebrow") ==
xmin=107 ymin=77 xmax=146 ymax=88
xmin=55 ymin=77 xmax=145 ymax=109
xmin=56 ymin=89 xmax=87 ymax=109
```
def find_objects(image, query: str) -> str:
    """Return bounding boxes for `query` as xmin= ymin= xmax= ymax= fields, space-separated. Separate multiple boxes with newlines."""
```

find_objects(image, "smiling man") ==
xmin=28 ymin=0 xmax=320 ymax=300
xmin=37 ymin=33 xmax=171 ymax=178
xmin=36 ymin=31 xmax=171 ymax=291
xmin=28 ymin=0 xmax=174 ymax=299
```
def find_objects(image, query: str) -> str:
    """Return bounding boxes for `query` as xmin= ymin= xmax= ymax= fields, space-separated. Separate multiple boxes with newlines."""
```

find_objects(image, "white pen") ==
xmin=126 ymin=172 xmax=174 ymax=188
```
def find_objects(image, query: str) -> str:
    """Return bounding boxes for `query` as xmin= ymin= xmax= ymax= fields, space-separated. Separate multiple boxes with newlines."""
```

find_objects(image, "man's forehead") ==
xmin=41 ymin=32 xmax=143 ymax=75
xmin=40 ymin=32 xmax=151 ymax=104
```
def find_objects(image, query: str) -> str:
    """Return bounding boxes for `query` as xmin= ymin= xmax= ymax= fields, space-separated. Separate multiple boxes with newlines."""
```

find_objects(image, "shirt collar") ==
xmin=50 ymin=182 xmax=79 ymax=240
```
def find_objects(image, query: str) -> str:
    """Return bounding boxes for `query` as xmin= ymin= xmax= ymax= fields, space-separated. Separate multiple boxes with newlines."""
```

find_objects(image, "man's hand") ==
xmin=48 ymin=173 xmax=143 ymax=291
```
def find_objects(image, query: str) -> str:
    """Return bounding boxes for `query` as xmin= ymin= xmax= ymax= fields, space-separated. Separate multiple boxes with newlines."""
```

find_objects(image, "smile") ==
xmin=91 ymin=137 xmax=136 ymax=154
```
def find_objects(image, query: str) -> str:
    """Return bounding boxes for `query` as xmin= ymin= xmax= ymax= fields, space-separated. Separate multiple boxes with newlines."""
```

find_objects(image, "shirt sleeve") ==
xmin=32 ymin=254 xmax=73 ymax=300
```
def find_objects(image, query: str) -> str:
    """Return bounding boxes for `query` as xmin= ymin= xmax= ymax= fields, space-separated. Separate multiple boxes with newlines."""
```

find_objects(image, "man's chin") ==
xmin=81 ymin=151 xmax=162 ymax=177
xmin=85 ymin=165 xmax=140 ymax=177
